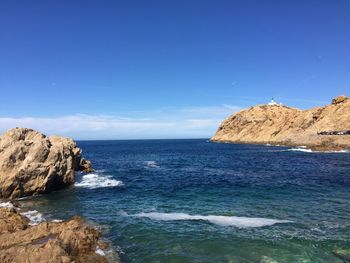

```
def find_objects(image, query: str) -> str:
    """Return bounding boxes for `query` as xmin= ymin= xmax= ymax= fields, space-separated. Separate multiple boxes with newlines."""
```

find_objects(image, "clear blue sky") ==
xmin=0 ymin=0 xmax=349 ymax=139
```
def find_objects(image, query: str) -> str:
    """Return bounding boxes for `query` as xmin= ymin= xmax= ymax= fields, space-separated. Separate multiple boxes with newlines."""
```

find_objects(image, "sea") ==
xmin=14 ymin=139 xmax=350 ymax=262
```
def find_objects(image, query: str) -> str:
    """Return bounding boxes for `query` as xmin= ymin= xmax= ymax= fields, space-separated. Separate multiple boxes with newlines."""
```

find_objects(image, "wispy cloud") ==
xmin=0 ymin=105 xmax=241 ymax=140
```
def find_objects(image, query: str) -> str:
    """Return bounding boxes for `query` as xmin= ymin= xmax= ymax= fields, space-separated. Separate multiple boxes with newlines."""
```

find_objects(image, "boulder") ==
xmin=0 ymin=207 xmax=108 ymax=263
xmin=0 ymin=128 xmax=93 ymax=199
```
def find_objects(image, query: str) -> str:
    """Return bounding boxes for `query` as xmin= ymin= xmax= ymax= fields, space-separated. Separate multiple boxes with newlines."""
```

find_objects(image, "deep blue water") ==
xmin=20 ymin=139 xmax=350 ymax=262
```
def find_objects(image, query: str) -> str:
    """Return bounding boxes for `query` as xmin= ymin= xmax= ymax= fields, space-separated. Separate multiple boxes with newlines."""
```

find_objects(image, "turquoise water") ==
xmin=19 ymin=140 xmax=350 ymax=262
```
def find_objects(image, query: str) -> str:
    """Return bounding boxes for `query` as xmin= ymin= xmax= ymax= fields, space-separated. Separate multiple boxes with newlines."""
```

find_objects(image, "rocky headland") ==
xmin=0 ymin=128 xmax=114 ymax=262
xmin=211 ymin=95 xmax=350 ymax=151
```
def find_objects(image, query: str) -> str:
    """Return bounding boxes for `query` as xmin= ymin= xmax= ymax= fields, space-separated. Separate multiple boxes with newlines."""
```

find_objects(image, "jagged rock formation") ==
xmin=0 ymin=128 xmax=93 ymax=198
xmin=0 ymin=206 xmax=108 ymax=263
xmin=211 ymin=95 xmax=350 ymax=151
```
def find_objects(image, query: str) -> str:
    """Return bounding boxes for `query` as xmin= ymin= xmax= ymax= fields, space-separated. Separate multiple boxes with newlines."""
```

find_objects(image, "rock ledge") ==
xmin=0 ymin=204 xmax=112 ymax=263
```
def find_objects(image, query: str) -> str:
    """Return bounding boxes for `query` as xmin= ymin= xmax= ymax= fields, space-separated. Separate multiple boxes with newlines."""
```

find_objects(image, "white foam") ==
xmin=0 ymin=201 xmax=15 ymax=208
xmin=75 ymin=173 xmax=123 ymax=189
xmin=52 ymin=219 xmax=63 ymax=223
xmin=21 ymin=210 xmax=45 ymax=226
xmin=144 ymin=161 xmax=160 ymax=168
xmin=287 ymin=148 xmax=350 ymax=153
xmin=133 ymin=212 xmax=292 ymax=228
xmin=288 ymin=148 xmax=313 ymax=153
xmin=95 ymin=246 xmax=106 ymax=256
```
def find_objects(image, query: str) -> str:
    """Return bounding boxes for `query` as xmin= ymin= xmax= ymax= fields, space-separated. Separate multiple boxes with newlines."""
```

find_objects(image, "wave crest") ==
xmin=132 ymin=212 xmax=292 ymax=228
xmin=144 ymin=161 xmax=160 ymax=168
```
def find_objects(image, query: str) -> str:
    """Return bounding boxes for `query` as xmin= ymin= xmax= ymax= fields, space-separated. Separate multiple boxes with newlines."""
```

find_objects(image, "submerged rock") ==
xmin=0 ymin=128 xmax=93 ymax=199
xmin=211 ymin=95 xmax=350 ymax=151
xmin=0 ymin=206 xmax=109 ymax=263
xmin=260 ymin=256 xmax=278 ymax=263
xmin=333 ymin=248 xmax=350 ymax=262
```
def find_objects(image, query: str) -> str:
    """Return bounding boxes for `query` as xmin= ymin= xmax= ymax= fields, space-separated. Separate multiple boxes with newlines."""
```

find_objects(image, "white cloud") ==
xmin=0 ymin=105 xmax=240 ymax=140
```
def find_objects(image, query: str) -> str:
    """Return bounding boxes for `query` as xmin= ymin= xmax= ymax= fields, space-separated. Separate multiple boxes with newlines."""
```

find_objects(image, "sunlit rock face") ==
xmin=211 ymin=95 xmax=350 ymax=151
xmin=0 ymin=127 xmax=92 ymax=198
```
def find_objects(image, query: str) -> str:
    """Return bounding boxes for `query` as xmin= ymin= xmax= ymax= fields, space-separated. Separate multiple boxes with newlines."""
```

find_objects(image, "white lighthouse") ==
xmin=268 ymin=98 xmax=283 ymax=106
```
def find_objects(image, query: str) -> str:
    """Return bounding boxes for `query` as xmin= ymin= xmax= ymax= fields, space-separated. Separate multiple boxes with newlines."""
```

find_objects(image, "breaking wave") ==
xmin=75 ymin=173 xmax=123 ymax=189
xmin=0 ymin=201 xmax=15 ymax=208
xmin=132 ymin=212 xmax=292 ymax=228
xmin=21 ymin=210 xmax=45 ymax=226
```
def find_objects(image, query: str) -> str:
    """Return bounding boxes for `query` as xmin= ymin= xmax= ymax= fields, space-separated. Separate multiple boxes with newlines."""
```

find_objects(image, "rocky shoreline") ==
xmin=0 ymin=201 xmax=115 ymax=263
xmin=0 ymin=128 xmax=116 ymax=262
xmin=211 ymin=95 xmax=350 ymax=152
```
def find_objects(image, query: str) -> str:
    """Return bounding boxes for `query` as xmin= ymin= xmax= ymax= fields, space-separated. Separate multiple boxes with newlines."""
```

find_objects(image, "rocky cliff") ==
xmin=0 ymin=128 xmax=93 ymax=199
xmin=0 ymin=128 xmax=115 ymax=262
xmin=211 ymin=95 xmax=350 ymax=151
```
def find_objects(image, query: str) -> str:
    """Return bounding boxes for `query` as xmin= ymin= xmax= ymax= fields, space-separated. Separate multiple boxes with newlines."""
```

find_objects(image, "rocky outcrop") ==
xmin=0 ymin=128 xmax=93 ymax=199
xmin=0 ymin=206 xmax=109 ymax=263
xmin=211 ymin=95 xmax=350 ymax=151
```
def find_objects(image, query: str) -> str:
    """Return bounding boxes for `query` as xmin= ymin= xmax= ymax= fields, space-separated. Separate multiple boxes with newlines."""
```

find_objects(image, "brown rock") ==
xmin=0 ymin=128 xmax=93 ymax=199
xmin=211 ymin=96 xmax=350 ymax=151
xmin=0 ymin=207 xmax=29 ymax=234
xmin=0 ymin=207 xmax=109 ymax=263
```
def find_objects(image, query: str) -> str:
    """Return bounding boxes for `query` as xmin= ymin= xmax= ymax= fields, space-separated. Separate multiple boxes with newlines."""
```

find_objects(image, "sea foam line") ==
xmin=287 ymin=148 xmax=350 ymax=153
xmin=75 ymin=173 xmax=123 ymax=189
xmin=132 ymin=212 xmax=292 ymax=228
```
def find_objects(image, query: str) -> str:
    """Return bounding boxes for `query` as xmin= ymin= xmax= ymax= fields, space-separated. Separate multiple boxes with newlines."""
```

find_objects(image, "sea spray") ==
xmin=75 ymin=173 xmax=123 ymax=189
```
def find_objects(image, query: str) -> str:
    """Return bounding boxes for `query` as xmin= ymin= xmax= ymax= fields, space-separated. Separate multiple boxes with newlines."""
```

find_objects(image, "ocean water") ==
xmin=18 ymin=139 xmax=350 ymax=263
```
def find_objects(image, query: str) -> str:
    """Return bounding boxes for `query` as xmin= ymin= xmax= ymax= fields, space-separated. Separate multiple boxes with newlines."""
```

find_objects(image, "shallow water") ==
xmin=18 ymin=139 xmax=350 ymax=262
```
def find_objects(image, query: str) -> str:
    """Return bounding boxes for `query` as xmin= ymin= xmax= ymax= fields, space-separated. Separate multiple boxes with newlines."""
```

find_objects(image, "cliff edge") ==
xmin=211 ymin=95 xmax=350 ymax=151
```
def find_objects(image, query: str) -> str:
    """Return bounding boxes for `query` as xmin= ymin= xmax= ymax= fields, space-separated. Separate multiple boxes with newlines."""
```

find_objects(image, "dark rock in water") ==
xmin=79 ymin=159 xmax=94 ymax=173
xmin=0 ymin=127 xmax=93 ymax=199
